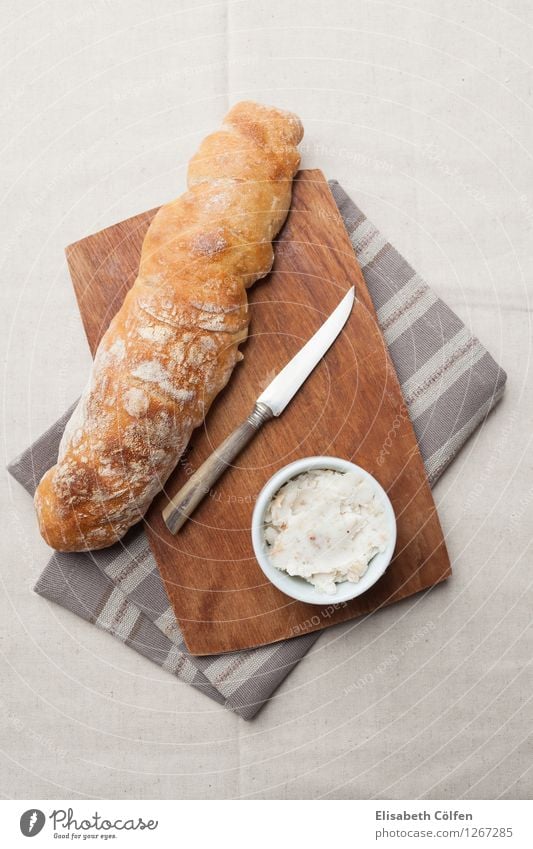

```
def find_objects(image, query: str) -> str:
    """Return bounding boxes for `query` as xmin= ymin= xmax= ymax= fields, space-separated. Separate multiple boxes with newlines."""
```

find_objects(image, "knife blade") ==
xmin=256 ymin=286 xmax=355 ymax=415
xmin=162 ymin=286 xmax=355 ymax=534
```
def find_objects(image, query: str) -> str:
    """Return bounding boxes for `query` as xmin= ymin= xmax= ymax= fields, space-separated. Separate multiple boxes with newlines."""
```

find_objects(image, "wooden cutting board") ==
xmin=66 ymin=169 xmax=451 ymax=655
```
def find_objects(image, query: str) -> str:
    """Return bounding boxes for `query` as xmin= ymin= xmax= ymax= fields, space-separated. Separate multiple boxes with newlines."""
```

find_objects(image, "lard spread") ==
xmin=263 ymin=469 xmax=391 ymax=594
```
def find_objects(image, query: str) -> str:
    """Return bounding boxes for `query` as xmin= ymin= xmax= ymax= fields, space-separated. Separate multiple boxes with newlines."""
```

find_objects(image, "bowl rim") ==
xmin=251 ymin=456 xmax=397 ymax=605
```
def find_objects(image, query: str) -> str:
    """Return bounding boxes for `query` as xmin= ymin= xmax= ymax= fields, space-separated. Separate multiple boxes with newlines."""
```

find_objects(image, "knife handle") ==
xmin=162 ymin=402 xmax=274 ymax=535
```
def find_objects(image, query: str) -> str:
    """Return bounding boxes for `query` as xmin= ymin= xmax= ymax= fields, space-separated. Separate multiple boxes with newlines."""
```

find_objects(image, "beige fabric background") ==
xmin=1 ymin=0 xmax=531 ymax=799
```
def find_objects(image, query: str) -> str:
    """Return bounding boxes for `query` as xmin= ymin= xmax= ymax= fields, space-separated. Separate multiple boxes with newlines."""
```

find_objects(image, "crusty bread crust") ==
xmin=35 ymin=101 xmax=303 ymax=551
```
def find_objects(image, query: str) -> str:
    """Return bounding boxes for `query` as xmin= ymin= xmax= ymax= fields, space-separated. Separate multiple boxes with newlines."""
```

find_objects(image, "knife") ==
xmin=162 ymin=286 xmax=355 ymax=534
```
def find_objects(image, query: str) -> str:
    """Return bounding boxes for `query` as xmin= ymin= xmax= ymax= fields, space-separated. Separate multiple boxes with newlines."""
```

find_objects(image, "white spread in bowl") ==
xmin=263 ymin=469 xmax=391 ymax=595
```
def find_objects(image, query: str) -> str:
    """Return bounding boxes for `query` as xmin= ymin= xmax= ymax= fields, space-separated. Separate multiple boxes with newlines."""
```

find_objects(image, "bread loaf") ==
xmin=35 ymin=101 xmax=303 ymax=551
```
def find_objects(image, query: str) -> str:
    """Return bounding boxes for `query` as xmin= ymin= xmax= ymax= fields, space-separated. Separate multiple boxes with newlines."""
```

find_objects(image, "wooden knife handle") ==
xmin=162 ymin=402 xmax=274 ymax=534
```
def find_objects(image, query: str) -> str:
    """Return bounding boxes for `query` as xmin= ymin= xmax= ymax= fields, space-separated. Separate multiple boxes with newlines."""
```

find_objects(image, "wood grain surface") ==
xmin=66 ymin=169 xmax=451 ymax=655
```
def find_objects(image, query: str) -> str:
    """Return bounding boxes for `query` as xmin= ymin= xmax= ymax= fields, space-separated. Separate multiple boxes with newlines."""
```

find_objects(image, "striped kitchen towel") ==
xmin=7 ymin=181 xmax=506 ymax=720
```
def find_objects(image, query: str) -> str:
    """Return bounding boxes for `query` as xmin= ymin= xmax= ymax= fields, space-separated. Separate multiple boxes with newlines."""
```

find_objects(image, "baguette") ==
xmin=35 ymin=101 xmax=303 ymax=551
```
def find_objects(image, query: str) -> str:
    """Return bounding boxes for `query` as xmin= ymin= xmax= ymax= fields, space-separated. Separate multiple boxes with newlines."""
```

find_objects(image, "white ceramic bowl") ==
xmin=251 ymin=456 xmax=397 ymax=605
